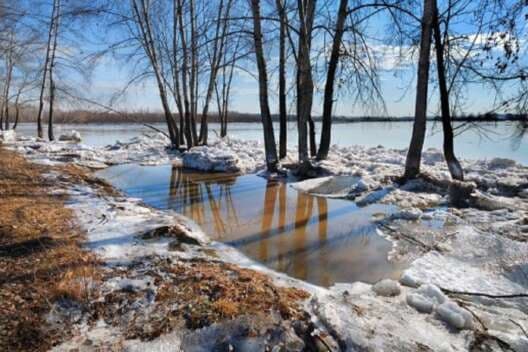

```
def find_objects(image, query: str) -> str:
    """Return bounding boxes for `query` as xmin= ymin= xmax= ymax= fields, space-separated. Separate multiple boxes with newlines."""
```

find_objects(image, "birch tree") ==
xmin=36 ymin=0 xmax=57 ymax=139
xmin=130 ymin=0 xmax=180 ymax=147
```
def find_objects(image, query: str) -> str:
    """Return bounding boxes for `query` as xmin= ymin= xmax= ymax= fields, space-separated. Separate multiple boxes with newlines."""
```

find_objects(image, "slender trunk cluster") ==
xmin=36 ymin=2 xmax=57 ymax=139
xmin=404 ymin=0 xmax=464 ymax=181
xmin=198 ymin=0 xmax=233 ymax=144
xmin=296 ymin=0 xmax=316 ymax=169
xmin=0 ymin=31 xmax=14 ymax=131
xmin=215 ymin=36 xmax=238 ymax=138
xmin=131 ymin=0 xmax=180 ymax=147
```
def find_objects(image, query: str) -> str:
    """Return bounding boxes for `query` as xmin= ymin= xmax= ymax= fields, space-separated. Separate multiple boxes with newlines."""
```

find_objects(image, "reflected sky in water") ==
xmin=98 ymin=164 xmax=407 ymax=286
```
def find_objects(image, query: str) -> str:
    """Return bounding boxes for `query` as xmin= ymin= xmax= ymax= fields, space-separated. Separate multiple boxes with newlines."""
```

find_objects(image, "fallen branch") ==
xmin=379 ymin=223 xmax=436 ymax=252
xmin=142 ymin=123 xmax=170 ymax=139
xmin=442 ymin=288 xmax=528 ymax=299
xmin=509 ymin=319 xmax=528 ymax=339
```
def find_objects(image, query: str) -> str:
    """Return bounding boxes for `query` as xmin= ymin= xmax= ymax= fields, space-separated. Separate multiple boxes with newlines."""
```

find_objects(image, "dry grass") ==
xmin=51 ymin=266 xmax=101 ymax=303
xmin=0 ymin=148 xmax=100 ymax=351
xmin=154 ymin=260 xmax=310 ymax=331
xmin=91 ymin=258 xmax=310 ymax=341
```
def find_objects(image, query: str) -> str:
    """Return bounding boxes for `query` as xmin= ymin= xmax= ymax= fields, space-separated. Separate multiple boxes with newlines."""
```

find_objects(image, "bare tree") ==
xmin=296 ymin=0 xmax=316 ymax=170
xmin=130 ymin=0 xmax=180 ymax=147
xmin=0 ymin=30 xmax=15 ymax=130
xmin=250 ymin=0 xmax=278 ymax=171
xmin=199 ymin=0 xmax=233 ymax=144
xmin=317 ymin=0 xmax=348 ymax=160
xmin=47 ymin=0 xmax=61 ymax=141
xmin=276 ymin=0 xmax=288 ymax=158
xmin=36 ymin=0 xmax=57 ymax=139
xmin=404 ymin=0 xmax=434 ymax=180
xmin=432 ymin=0 xmax=463 ymax=180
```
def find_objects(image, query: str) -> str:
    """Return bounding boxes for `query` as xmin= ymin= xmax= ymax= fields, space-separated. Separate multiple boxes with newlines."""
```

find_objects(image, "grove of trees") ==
xmin=0 ymin=0 xmax=526 ymax=180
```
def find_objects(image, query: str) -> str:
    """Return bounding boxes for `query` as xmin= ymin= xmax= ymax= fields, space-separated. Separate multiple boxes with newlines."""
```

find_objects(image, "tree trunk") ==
xmin=250 ymin=0 xmax=278 ymax=171
xmin=404 ymin=0 xmax=434 ymax=179
xmin=308 ymin=117 xmax=316 ymax=156
xmin=48 ymin=0 xmax=60 ymax=141
xmin=172 ymin=0 xmax=186 ymax=144
xmin=3 ymin=33 xmax=14 ymax=130
xmin=13 ymin=93 xmax=20 ymax=130
xmin=276 ymin=0 xmax=287 ymax=159
xmin=37 ymin=0 xmax=56 ymax=138
xmin=189 ymin=0 xmax=198 ymax=145
xmin=317 ymin=0 xmax=347 ymax=160
xmin=296 ymin=0 xmax=316 ymax=168
xmin=176 ymin=0 xmax=193 ymax=149
xmin=432 ymin=3 xmax=464 ymax=181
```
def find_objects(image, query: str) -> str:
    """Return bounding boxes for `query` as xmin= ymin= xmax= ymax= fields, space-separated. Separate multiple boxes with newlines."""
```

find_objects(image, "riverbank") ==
xmin=2 ymin=131 xmax=528 ymax=351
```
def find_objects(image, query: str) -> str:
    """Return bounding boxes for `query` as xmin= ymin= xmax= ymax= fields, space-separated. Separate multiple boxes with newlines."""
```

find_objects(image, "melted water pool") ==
xmin=97 ymin=164 xmax=407 ymax=286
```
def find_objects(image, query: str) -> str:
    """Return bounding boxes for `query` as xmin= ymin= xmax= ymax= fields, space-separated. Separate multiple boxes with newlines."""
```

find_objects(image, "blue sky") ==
xmin=83 ymin=0 xmax=525 ymax=117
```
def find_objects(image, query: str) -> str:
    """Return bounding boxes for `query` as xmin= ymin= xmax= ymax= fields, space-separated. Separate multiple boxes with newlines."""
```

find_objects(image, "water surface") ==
xmin=98 ymin=164 xmax=405 ymax=286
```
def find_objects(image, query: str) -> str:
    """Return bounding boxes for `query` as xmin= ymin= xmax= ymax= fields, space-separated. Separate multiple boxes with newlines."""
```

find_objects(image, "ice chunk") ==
xmin=183 ymin=146 xmax=240 ymax=172
xmin=400 ymin=272 xmax=419 ymax=288
xmin=406 ymin=293 xmax=434 ymax=313
xmin=436 ymin=301 xmax=473 ymax=330
xmin=391 ymin=207 xmax=422 ymax=221
xmin=416 ymin=284 xmax=447 ymax=305
xmin=488 ymin=157 xmax=516 ymax=169
xmin=58 ymin=130 xmax=82 ymax=143
xmin=372 ymin=279 xmax=401 ymax=297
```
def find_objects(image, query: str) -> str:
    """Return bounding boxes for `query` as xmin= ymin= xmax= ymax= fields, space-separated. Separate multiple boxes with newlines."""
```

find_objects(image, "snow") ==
xmin=0 ymin=130 xmax=16 ymax=143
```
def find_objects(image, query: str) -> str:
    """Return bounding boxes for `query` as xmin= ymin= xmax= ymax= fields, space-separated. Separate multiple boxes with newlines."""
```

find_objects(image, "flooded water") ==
xmin=16 ymin=120 xmax=528 ymax=164
xmin=97 ymin=164 xmax=406 ymax=286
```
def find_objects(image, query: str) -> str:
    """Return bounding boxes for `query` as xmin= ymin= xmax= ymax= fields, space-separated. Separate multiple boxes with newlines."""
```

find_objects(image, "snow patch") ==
xmin=0 ymin=130 xmax=16 ymax=143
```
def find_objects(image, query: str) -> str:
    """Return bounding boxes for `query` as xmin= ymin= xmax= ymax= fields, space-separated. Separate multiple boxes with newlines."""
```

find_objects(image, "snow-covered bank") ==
xmin=4 ymin=132 xmax=528 ymax=350
xmin=46 ymin=163 xmax=528 ymax=351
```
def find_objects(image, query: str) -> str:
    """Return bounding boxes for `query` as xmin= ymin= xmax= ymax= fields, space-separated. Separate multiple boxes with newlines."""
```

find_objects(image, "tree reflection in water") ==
xmin=168 ymin=166 xmax=240 ymax=238
xmin=125 ymin=165 xmax=405 ymax=286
